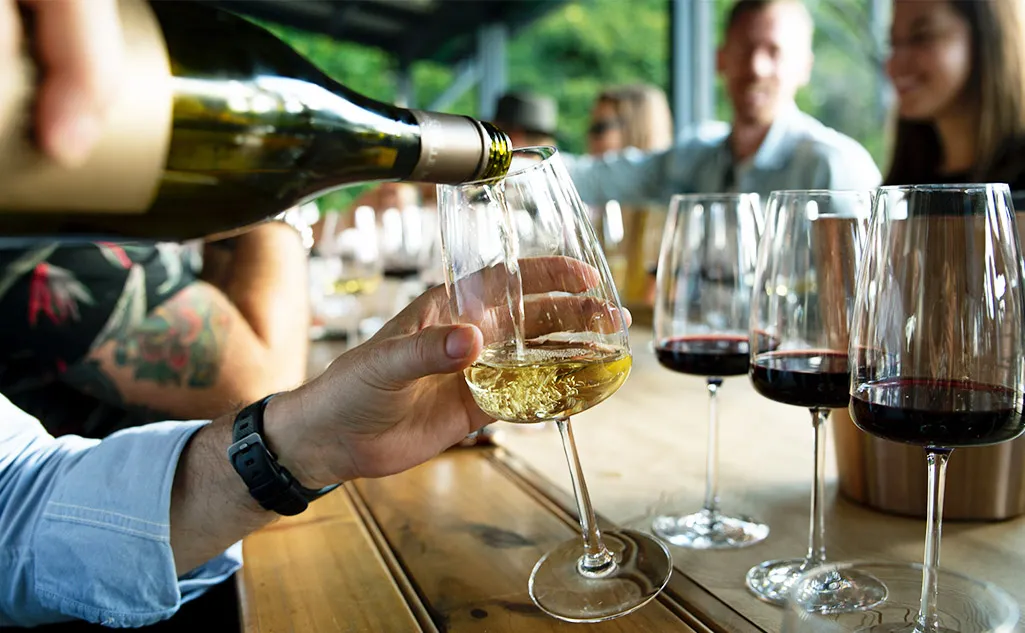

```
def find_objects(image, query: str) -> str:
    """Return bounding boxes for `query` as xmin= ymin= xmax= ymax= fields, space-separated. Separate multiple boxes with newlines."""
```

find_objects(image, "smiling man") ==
xmin=568 ymin=0 xmax=882 ymax=203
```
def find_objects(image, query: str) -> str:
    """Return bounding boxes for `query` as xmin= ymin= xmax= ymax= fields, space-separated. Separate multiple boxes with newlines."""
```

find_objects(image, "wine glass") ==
xmin=747 ymin=190 xmax=886 ymax=611
xmin=651 ymin=193 xmax=770 ymax=549
xmin=438 ymin=146 xmax=673 ymax=623
xmin=784 ymin=563 xmax=1020 ymax=633
xmin=308 ymin=206 xmax=382 ymax=344
xmin=847 ymin=184 xmax=1025 ymax=632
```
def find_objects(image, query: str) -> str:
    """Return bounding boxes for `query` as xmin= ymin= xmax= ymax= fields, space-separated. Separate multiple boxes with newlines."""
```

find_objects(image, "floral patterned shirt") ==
xmin=0 ymin=241 xmax=200 ymax=439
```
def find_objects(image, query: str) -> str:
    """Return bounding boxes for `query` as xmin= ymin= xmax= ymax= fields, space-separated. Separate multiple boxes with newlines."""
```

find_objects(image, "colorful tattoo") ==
xmin=108 ymin=285 xmax=232 ymax=388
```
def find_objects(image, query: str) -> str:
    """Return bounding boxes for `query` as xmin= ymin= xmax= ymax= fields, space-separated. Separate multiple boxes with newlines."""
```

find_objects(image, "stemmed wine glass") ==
xmin=438 ymin=146 xmax=673 ymax=623
xmin=785 ymin=563 xmax=1020 ymax=633
xmin=651 ymin=193 xmax=770 ymax=549
xmin=747 ymin=190 xmax=886 ymax=611
xmin=838 ymin=184 xmax=1025 ymax=632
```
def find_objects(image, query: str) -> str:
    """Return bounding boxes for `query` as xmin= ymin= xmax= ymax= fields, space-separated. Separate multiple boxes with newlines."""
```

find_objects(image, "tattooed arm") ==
xmin=63 ymin=223 xmax=310 ymax=421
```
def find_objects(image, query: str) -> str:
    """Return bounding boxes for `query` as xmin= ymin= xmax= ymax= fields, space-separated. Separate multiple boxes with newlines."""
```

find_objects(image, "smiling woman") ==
xmin=884 ymin=0 xmax=1025 ymax=186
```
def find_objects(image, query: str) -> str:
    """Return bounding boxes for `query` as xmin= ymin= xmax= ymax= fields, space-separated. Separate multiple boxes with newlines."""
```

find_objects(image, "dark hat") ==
xmin=494 ymin=92 xmax=558 ymax=137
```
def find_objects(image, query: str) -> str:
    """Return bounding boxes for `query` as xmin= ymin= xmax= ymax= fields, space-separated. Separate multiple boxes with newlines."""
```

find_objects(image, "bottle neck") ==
xmin=406 ymin=111 xmax=510 ymax=184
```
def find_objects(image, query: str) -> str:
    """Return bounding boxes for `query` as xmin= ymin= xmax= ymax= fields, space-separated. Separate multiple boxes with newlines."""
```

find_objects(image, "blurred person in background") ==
xmin=588 ymin=84 xmax=673 ymax=157
xmin=493 ymin=91 xmax=559 ymax=148
xmin=586 ymin=84 xmax=673 ymax=318
xmin=0 ymin=227 xmax=311 ymax=440
xmin=884 ymin=0 xmax=1025 ymax=188
xmin=568 ymin=0 xmax=881 ymax=204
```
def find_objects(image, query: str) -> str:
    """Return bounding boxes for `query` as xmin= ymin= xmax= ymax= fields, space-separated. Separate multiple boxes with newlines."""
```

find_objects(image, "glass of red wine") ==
xmin=840 ymin=184 xmax=1025 ymax=632
xmin=746 ymin=189 xmax=886 ymax=611
xmin=651 ymin=192 xmax=770 ymax=549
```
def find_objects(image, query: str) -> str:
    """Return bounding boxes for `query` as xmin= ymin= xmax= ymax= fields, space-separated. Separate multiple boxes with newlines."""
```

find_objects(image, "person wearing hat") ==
xmin=493 ymin=92 xmax=559 ymax=148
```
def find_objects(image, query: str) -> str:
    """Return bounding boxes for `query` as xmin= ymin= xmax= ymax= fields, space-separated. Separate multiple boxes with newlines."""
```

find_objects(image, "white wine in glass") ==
xmin=439 ymin=146 xmax=672 ymax=623
xmin=465 ymin=341 xmax=632 ymax=423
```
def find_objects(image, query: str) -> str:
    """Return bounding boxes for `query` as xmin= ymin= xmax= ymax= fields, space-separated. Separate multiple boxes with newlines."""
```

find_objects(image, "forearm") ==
xmin=222 ymin=222 xmax=310 ymax=385
xmin=170 ymin=390 xmax=337 ymax=573
xmin=169 ymin=416 xmax=274 ymax=575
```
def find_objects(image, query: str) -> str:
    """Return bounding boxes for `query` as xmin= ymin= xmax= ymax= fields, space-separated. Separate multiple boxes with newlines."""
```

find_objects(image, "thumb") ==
xmin=371 ymin=324 xmax=483 ymax=385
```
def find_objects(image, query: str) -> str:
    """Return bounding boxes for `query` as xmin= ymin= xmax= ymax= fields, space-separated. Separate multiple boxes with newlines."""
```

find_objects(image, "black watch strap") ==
xmin=227 ymin=394 xmax=339 ymax=516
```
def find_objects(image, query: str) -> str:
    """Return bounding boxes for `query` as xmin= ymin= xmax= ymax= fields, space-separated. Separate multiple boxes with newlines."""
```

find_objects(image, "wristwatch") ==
xmin=227 ymin=394 xmax=339 ymax=516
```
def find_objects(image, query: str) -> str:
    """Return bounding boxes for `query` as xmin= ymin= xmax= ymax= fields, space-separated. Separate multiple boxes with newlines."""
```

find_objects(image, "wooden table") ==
xmin=238 ymin=330 xmax=1025 ymax=632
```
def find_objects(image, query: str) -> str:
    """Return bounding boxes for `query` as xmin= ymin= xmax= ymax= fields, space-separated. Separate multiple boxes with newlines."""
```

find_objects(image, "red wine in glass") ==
xmin=656 ymin=335 xmax=750 ymax=377
xmin=745 ymin=189 xmax=882 ymax=612
xmin=851 ymin=379 xmax=1025 ymax=448
xmin=750 ymin=350 xmax=850 ymax=409
xmin=839 ymin=184 xmax=1025 ymax=631
xmin=651 ymin=192 xmax=768 ymax=550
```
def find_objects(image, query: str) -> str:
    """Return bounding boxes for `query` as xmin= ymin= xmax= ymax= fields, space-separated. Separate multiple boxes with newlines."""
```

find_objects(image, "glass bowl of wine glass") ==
xmin=438 ymin=146 xmax=673 ymax=622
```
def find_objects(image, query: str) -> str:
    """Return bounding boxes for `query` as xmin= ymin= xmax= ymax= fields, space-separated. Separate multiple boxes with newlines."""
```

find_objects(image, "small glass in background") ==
xmin=308 ymin=205 xmax=382 ymax=344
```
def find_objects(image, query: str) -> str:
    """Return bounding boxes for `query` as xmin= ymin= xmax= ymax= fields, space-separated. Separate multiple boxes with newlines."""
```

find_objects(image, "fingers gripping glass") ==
xmin=651 ymin=193 xmax=770 ymax=549
xmin=438 ymin=147 xmax=672 ymax=622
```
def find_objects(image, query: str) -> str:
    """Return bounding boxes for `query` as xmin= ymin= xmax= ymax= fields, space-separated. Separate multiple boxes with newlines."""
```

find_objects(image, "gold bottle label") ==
xmin=0 ymin=0 xmax=172 ymax=214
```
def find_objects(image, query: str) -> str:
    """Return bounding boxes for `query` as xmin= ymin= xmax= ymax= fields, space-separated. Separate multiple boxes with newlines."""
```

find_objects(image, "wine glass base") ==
xmin=529 ymin=529 xmax=673 ymax=623
xmin=855 ymin=625 xmax=959 ymax=633
xmin=748 ymin=558 xmax=887 ymax=612
xmin=652 ymin=508 xmax=769 ymax=550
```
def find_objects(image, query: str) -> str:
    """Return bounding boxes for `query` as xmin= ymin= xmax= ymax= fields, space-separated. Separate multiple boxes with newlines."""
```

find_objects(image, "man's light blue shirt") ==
xmin=0 ymin=395 xmax=241 ymax=628
xmin=566 ymin=103 xmax=882 ymax=205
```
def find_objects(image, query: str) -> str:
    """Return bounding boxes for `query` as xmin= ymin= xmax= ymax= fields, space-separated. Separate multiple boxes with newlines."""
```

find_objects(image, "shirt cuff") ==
xmin=33 ymin=420 xmax=241 ymax=628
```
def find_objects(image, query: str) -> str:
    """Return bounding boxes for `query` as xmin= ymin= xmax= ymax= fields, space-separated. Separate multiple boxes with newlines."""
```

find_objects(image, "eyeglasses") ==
xmin=587 ymin=119 xmax=622 ymax=137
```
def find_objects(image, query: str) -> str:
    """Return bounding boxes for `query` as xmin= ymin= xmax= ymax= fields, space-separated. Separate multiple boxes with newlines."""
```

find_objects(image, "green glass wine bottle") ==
xmin=0 ymin=0 xmax=512 ymax=241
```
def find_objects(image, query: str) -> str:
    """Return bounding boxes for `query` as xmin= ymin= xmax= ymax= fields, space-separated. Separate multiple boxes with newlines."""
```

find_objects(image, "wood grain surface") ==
xmin=240 ymin=329 xmax=1025 ymax=632
xmin=495 ymin=328 xmax=1025 ymax=632
xmin=238 ymin=491 xmax=424 ymax=633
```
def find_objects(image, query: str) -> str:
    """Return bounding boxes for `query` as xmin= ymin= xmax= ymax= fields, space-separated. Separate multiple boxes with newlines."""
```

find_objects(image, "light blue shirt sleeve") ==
xmin=565 ymin=122 xmax=733 ymax=207
xmin=0 ymin=396 xmax=243 ymax=628
xmin=565 ymin=147 xmax=680 ymax=207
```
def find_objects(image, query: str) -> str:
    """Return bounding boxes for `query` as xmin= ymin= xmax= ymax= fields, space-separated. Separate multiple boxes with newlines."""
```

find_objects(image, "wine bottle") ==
xmin=0 ymin=0 xmax=512 ymax=241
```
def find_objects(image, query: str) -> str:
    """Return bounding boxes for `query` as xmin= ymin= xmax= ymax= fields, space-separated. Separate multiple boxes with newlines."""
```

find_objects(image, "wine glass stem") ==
xmin=702 ymin=378 xmax=723 ymax=514
xmin=917 ymin=449 xmax=951 ymax=632
xmin=806 ymin=408 xmax=829 ymax=566
xmin=555 ymin=418 xmax=616 ymax=576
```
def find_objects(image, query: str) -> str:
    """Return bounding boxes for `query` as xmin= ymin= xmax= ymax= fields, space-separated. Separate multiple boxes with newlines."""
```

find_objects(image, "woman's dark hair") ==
xmin=885 ymin=0 xmax=1025 ymax=185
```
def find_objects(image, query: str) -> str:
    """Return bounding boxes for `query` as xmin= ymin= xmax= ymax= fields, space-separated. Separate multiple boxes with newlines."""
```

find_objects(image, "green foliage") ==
xmin=506 ymin=0 xmax=669 ymax=154
xmin=255 ymin=0 xmax=888 ymax=210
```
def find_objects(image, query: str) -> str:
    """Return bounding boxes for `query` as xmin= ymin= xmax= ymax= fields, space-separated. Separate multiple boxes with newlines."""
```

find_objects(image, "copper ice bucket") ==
xmin=833 ymin=407 xmax=1025 ymax=520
